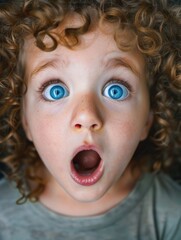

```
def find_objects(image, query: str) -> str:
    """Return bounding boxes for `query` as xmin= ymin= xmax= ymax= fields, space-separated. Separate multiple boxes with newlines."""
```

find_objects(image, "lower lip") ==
xmin=70 ymin=160 xmax=104 ymax=186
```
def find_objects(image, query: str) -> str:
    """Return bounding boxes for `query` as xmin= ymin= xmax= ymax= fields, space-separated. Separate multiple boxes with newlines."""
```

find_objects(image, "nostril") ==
xmin=92 ymin=124 xmax=98 ymax=129
xmin=75 ymin=124 xmax=82 ymax=129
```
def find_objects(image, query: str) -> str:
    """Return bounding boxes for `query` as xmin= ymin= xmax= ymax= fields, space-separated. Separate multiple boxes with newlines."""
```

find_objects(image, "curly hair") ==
xmin=0 ymin=0 xmax=180 ymax=202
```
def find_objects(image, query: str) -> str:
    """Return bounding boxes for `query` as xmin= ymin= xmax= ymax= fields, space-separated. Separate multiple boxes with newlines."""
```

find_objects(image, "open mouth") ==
xmin=70 ymin=149 xmax=104 ymax=186
xmin=73 ymin=150 xmax=101 ymax=175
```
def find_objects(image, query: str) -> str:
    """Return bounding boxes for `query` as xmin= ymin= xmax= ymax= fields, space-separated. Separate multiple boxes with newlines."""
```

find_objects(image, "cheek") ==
xmin=28 ymin=116 xmax=67 ymax=173
xmin=106 ymin=109 xmax=146 ymax=139
xmin=106 ymin=119 xmax=143 ymax=169
xmin=24 ymin=96 xmax=66 ymax=139
xmin=30 ymin=116 xmax=64 ymax=143
xmin=104 ymin=106 xmax=149 ymax=164
xmin=24 ymin=107 xmax=65 ymax=154
xmin=108 ymin=120 xmax=141 ymax=153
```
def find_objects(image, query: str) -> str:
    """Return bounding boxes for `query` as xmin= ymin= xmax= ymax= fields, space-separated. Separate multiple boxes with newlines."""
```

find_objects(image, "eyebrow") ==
xmin=30 ymin=60 xmax=57 ymax=79
xmin=30 ymin=56 xmax=140 ymax=79
xmin=104 ymin=57 xmax=139 ymax=76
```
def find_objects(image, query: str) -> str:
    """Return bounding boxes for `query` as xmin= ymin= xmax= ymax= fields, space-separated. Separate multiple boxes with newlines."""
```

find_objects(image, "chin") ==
xmin=68 ymin=186 xmax=108 ymax=203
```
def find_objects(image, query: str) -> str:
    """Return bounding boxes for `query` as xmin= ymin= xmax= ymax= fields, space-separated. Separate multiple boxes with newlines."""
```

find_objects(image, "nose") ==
xmin=71 ymin=94 xmax=103 ymax=132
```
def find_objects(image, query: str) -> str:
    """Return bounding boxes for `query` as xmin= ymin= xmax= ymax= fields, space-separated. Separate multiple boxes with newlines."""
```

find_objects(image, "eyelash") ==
xmin=38 ymin=79 xmax=62 ymax=92
xmin=104 ymin=78 xmax=132 ymax=93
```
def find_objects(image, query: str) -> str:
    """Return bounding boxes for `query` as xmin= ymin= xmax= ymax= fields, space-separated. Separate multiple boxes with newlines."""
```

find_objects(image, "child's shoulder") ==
xmin=135 ymin=172 xmax=181 ymax=239
xmin=134 ymin=171 xmax=181 ymax=214
xmin=152 ymin=172 xmax=181 ymax=208
xmin=0 ymin=178 xmax=20 ymax=207
xmin=140 ymin=172 xmax=181 ymax=213
xmin=0 ymin=178 xmax=20 ymax=200
xmin=0 ymin=178 xmax=33 ymax=234
xmin=154 ymin=173 xmax=181 ymax=235
xmin=143 ymin=172 xmax=181 ymax=234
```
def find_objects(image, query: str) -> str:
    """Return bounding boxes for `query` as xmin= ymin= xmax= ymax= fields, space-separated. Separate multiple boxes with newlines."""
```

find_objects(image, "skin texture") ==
xmin=22 ymin=23 xmax=152 ymax=216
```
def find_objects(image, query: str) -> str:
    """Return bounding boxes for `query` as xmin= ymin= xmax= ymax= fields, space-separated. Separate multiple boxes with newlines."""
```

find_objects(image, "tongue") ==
xmin=73 ymin=150 xmax=101 ymax=173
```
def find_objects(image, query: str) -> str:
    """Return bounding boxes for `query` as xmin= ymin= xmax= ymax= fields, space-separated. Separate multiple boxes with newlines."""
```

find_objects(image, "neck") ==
xmin=39 ymin=166 xmax=140 ymax=217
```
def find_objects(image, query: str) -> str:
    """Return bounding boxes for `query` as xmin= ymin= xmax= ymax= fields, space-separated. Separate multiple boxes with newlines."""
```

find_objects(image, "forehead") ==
xmin=22 ymin=17 xmax=145 ymax=79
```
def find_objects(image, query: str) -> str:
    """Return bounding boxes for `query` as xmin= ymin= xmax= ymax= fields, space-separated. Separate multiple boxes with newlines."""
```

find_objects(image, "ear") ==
xmin=21 ymin=113 xmax=33 ymax=142
xmin=140 ymin=111 xmax=153 ymax=141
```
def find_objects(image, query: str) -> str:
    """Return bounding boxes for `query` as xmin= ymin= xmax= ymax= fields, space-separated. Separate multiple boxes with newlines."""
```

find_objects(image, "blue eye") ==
xmin=43 ymin=83 xmax=69 ymax=101
xmin=103 ymin=82 xmax=129 ymax=101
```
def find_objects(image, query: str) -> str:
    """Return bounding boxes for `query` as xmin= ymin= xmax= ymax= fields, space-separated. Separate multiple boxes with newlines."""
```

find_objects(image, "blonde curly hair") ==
xmin=0 ymin=0 xmax=180 ymax=202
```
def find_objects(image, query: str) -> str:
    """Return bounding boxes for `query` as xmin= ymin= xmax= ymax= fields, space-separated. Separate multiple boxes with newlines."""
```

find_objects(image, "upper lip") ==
xmin=72 ymin=144 xmax=101 ymax=160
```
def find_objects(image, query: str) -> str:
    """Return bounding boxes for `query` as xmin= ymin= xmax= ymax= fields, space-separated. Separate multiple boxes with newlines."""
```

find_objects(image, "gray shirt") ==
xmin=0 ymin=172 xmax=181 ymax=240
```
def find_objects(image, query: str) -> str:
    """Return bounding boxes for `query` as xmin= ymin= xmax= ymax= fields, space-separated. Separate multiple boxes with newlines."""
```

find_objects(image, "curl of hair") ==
xmin=0 ymin=0 xmax=180 ymax=202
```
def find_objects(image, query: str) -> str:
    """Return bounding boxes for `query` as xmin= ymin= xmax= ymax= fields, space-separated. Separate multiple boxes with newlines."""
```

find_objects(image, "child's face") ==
xmin=22 ymin=25 xmax=152 ymax=203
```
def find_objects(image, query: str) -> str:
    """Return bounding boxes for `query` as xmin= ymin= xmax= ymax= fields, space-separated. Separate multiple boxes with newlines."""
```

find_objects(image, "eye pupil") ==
xmin=108 ymin=85 xmax=123 ymax=99
xmin=50 ymin=85 xmax=65 ymax=99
